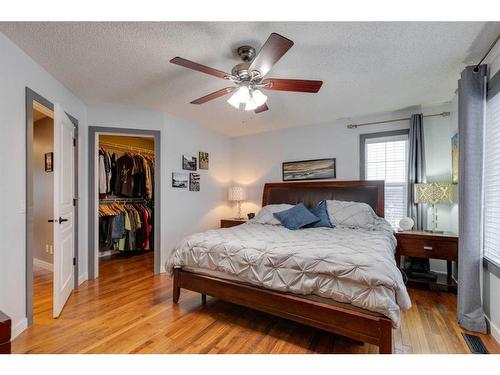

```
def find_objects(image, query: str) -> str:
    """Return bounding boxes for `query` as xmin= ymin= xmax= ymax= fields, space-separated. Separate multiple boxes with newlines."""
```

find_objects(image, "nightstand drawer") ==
xmin=397 ymin=237 xmax=458 ymax=261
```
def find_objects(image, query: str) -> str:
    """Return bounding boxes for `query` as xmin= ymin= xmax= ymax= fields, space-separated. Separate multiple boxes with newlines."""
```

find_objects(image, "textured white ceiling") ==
xmin=0 ymin=22 xmax=494 ymax=137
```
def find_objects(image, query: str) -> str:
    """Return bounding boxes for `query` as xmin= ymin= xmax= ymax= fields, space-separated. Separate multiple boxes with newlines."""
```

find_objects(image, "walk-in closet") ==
xmin=97 ymin=134 xmax=156 ymax=270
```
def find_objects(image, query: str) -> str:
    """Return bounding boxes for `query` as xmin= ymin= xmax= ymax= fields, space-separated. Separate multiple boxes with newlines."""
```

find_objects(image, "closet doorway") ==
xmin=88 ymin=128 xmax=161 ymax=279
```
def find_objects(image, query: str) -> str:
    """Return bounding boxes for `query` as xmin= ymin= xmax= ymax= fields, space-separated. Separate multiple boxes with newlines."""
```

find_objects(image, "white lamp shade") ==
xmin=228 ymin=186 xmax=247 ymax=201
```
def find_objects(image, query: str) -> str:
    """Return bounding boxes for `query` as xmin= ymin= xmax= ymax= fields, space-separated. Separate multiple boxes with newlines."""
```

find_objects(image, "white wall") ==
xmin=0 ymin=33 xmax=87 ymax=339
xmin=483 ymin=41 xmax=500 ymax=343
xmin=87 ymin=104 xmax=233 ymax=275
xmin=232 ymin=103 xmax=457 ymax=274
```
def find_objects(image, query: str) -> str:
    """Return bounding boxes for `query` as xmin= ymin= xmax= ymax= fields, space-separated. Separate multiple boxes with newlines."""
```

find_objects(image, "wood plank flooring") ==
xmin=14 ymin=253 xmax=499 ymax=354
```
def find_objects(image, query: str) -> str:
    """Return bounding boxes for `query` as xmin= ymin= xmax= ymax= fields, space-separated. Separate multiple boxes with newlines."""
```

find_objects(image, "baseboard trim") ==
xmin=33 ymin=257 xmax=53 ymax=272
xmin=485 ymin=315 xmax=500 ymax=344
xmin=11 ymin=317 xmax=28 ymax=340
xmin=78 ymin=272 xmax=88 ymax=286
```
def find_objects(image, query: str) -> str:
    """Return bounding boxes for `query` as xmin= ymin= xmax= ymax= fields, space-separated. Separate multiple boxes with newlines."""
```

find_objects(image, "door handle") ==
xmin=423 ymin=246 xmax=433 ymax=251
xmin=48 ymin=217 xmax=69 ymax=224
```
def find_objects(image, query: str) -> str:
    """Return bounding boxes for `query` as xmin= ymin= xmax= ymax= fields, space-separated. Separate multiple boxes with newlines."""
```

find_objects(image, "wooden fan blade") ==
xmin=262 ymin=78 xmax=323 ymax=93
xmin=170 ymin=57 xmax=230 ymax=79
xmin=190 ymin=87 xmax=236 ymax=105
xmin=254 ymin=103 xmax=269 ymax=114
xmin=248 ymin=33 xmax=294 ymax=78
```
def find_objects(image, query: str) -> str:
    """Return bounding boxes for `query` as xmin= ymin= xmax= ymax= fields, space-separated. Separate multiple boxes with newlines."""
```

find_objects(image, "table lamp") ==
xmin=228 ymin=186 xmax=247 ymax=220
xmin=414 ymin=183 xmax=453 ymax=233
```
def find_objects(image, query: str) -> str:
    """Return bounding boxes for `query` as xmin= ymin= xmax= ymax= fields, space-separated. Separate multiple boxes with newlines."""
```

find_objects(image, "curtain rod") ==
xmin=473 ymin=32 xmax=500 ymax=72
xmin=346 ymin=112 xmax=450 ymax=129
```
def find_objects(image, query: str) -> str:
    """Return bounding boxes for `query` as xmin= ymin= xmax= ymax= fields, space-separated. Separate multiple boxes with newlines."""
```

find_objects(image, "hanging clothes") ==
xmin=98 ymin=147 xmax=155 ymax=199
xmin=98 ymin=201 xmax=153 ymax=253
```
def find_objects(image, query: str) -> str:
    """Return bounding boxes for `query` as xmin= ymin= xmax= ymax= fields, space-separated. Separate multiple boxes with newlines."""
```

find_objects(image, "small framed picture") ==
xmin=189 ymin=173 xmax=200 ymax=191
xmin=199 ymin=151 xmax=209 ymax=170
xmin=172 ymin=172 xmax=188 ymax=188
xmin=45 ymin=152 xmax=54 ymax=172
xmin=182 ymin=154 xmax=197 ymax=171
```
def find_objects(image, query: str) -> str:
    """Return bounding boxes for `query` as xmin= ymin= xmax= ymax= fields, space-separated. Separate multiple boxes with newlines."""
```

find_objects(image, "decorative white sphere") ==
xmin=399 ymin=217 xmax=414 ymax=231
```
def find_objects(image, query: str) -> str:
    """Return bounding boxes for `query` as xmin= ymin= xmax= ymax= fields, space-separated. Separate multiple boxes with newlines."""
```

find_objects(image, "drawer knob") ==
xmin=423 ymin=246 xmax=433 ymax=251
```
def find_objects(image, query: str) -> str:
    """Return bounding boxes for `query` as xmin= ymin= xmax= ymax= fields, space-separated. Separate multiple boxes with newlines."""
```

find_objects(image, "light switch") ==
xmin=19 ymin=199 xmax=26 ymax=214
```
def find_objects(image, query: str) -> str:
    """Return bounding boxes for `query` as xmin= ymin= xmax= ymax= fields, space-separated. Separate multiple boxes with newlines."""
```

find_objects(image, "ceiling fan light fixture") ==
xmin=244 ymin=98 xmax=258 ymax=111
xmin=251 ymin=89 xmax=267 ymax=107
xmin=227 ymin=86 xmax=250 ymax=109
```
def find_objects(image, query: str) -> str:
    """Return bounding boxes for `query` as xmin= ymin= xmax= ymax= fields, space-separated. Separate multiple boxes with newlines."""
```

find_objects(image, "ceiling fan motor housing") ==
xmin=237 ymin=45 xmax=256 ymax=62
xmin=231 ymin=46 xmax=257 ymax=81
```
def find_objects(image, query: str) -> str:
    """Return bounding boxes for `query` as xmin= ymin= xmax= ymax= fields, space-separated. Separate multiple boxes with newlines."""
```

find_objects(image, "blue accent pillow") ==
xmin=305 ymin=200 xmax=335 ymax=228
xmin=273 ymin=203 xmax=320 ymax=230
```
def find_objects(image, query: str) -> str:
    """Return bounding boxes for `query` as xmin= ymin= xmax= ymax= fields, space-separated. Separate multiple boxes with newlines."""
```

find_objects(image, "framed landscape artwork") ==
xmin=172 ymin=172 xmax=189 ymax=188
xmin=282 ymin=158 xmax=336 ymax=181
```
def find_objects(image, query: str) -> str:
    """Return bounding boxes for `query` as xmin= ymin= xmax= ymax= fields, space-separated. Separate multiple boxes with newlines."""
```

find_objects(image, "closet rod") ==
xmin=346 ymin=112 xmax=450 ymax=129
xmin=100 ymin=141 xmax=155 ymax=155
xmin=99 ymin=197 xmax=150 ymax=203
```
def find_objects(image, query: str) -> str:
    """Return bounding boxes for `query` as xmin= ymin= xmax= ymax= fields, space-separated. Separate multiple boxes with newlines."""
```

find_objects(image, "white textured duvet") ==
xmin=166 ymin=221 xmax=411 ymax=327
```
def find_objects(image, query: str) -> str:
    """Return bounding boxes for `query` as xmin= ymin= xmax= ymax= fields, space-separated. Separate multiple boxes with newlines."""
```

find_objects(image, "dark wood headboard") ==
xmin=262 ymin=180 xmax=385 ymax=217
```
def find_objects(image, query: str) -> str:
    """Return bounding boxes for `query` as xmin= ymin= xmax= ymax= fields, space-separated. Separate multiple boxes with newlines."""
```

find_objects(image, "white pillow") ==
xmin=325 ymin=200 xmax=377 ymax=228
xmin=251 ymin=204 xmax=294 ymax=225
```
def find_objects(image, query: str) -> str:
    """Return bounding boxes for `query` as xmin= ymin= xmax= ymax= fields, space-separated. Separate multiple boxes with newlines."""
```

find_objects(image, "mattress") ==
xmin=166 ymin=221 xmax=411 ymax=327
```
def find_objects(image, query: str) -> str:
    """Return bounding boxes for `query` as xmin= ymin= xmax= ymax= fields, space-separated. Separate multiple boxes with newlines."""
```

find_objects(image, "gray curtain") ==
xmin=457 ymin=65 xmax=487 ymax=333
xmin=407 ymin=113 xmax=427 ymax=230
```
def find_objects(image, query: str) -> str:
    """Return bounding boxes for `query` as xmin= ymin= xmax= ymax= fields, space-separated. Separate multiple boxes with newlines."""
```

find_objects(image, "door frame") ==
xmin=25 ymin=87 xmax=79 ymax=326
xmin=88 ymin=126 xmax=161 ymax=279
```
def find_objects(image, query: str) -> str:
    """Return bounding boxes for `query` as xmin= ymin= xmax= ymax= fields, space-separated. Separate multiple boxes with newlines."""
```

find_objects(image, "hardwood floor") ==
xmin=14 ymin=253 xmax=499 ymax=354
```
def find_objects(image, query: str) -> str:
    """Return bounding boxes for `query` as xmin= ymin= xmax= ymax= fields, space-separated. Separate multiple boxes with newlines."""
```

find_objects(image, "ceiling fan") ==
xmin=170 ymin=33 xmax=323 ymax=114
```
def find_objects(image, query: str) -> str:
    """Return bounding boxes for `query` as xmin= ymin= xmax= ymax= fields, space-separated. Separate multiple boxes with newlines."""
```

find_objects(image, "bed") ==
xmin=166 ymin=181 xmax=411 ymax=353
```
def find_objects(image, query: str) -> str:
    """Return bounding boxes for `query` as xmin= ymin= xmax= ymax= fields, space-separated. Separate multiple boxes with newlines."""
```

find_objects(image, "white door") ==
xmin=53 ymin=104 xmax=75 ymax=318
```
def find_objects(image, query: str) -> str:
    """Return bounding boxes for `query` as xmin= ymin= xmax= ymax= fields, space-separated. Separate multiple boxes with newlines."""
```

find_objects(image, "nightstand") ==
xmin=0 ymin=310 xmax=11 ymax=354
xmin=220 ymin=219 xmax=247 ymax=228
xmin=395 ymin=230 xmax=458 ymax=292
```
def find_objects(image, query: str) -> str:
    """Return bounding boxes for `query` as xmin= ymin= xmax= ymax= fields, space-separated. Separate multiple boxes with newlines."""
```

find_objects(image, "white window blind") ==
xmin=365 ymin=135 xmax=408 ymax=228
xmin=484 ymin=91 xmax=500 ymax=266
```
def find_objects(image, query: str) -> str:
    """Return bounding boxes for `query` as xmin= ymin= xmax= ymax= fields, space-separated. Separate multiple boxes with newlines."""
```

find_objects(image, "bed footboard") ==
xmin=172 ymin=268 xmax=393 ymax=354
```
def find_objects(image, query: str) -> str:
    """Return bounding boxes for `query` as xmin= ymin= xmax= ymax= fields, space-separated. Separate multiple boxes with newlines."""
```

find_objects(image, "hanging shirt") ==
xmin=115 ymin=154 xmax=137 ymax=197
xmin=99 ymin=153 xmax=107 ymax=194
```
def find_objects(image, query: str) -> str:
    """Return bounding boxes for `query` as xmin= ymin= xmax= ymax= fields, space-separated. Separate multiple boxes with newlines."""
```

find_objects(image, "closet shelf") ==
xmin=100 ymin=141 xmax=155 ymax=155
xmin=99 ymin=197 xmax=151 ymax=203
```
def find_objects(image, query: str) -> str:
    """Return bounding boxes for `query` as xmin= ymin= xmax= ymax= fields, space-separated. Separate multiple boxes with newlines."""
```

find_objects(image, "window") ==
xmin=484 ymin=86 xmax=500 ymax=266
xmin=361 ymin=131 xmax=409 ymax=228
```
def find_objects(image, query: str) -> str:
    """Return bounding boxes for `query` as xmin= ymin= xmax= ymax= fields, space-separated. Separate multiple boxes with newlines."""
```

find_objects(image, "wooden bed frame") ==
xmin=172 ymin=180 xmax=394 ymax=354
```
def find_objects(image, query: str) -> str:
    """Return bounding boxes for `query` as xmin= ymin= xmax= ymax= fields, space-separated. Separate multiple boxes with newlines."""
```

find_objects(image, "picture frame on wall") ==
xmin=44 ymin=152 xmax=53 ymax=172
xmin=182 ymin=154 xmax=197 ymax=171
xmin=451 ymin=132 xmax=458 ymax=184
xmin=189 ymin=173 xmax=200 ymax=191
xmin=199 ymin=151 xmax=209 ymax=170
xmin=172 ymin=172 xmax=189 ymax=188
xmin=282 ymin=158 xmax=336 ymax=181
